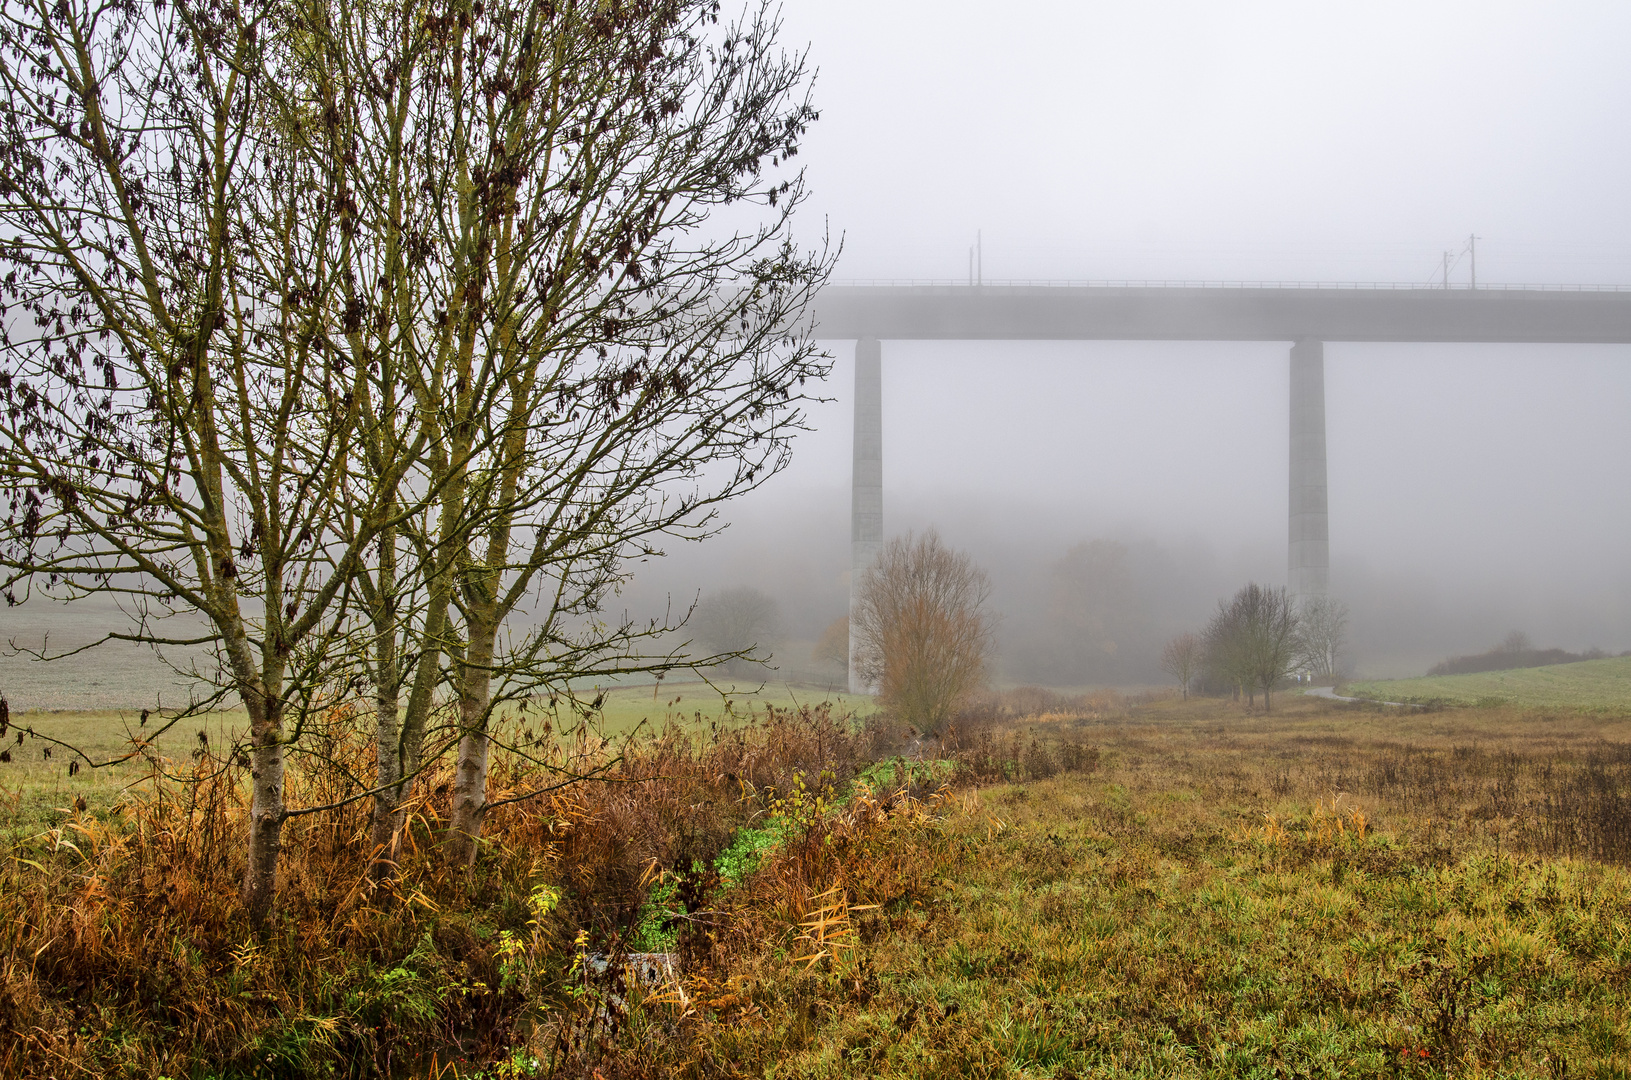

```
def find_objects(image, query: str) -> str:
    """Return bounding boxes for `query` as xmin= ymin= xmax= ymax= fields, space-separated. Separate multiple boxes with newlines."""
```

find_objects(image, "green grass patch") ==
xmin=854 ymin=756 xmax=957 ymax=791
xmin=1345 ymin=654 xmax=1631 ymax=709
xmin=0 ymin=707 xmax=247 ymax=831
xmin=584 ymin=679 xmax=878 ymax=738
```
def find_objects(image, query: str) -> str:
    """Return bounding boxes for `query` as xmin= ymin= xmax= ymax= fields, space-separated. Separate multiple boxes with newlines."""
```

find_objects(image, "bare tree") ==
xmin=1497 ymin=630 xmax=1533 ymax=655
xmin=1297 ymin=595 xmax=1349 ymax=679
xmin=1159 ymin=633 xmax=1203 ymax=700
xmin=0 ymin=0 xmax=833 ymax=915
xmin=1205 ymin=583 xmax=1301 ymax=710
xmin=693 ymin=587 xmax=783 ymax=678
xmin=851 ymin=531 xmax=994 ymax=732
xmin=1204 ymin=601 xmax=1254 ymax=706
xmin=1247 ymin=586 xmax=1301 ymax=709
xmin=0 ymin=0 xmax=417 ymax=923
xmin=296 ymin=0 xmax=833 ymax=868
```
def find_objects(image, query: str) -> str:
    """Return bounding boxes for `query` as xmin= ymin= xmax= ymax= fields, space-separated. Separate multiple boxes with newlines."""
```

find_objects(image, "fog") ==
xmin=779 ymin=0 xmax=1631 ymax=286
xmin=617 ymin=341 xmax=1631 ymax=680
xmin=8 ymin=2 xmax=1631 ymax=699
xmin=614 ymin=1 xmax=1631 ymax=683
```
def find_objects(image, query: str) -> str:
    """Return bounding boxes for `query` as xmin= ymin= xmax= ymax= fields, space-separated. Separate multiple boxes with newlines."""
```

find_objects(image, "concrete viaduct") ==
xmin=812 ymin=282 xmax=1631 ymax=693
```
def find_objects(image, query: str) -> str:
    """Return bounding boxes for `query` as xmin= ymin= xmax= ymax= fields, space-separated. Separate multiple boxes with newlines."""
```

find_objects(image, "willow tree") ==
xmin=0 ymin=0 xmax=411 ymax=923
xmin=290 ymin=0 xmax=832 ymax=868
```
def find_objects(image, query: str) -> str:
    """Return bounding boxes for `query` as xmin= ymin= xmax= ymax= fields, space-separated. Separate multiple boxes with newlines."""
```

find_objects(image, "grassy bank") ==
xmin=1344 ymin=654 xmax=1631 ymax=709
xmin=6 ymin=693 xmax=1631 ymax=1076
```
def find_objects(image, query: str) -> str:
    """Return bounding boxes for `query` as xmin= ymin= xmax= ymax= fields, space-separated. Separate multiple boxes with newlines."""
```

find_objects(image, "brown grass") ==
xmin=0 ymin=701 xmax=890 ymax=1077
xmin=562 ymin=694 xmax=1631 ymax=1079
xmin=5 ymin=689 xmax=1631 ymax=1077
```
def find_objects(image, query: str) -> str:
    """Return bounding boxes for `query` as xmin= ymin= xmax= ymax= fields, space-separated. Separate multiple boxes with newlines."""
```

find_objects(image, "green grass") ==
xmin=0 ymin=707 xmax=248 ymax=830
xmin=1344 ymin=654 xmax=1631 ymax=709
xmin=583 ymin=678 xmax=878 ymax=738
xmin=715 ymin=781 xmax=1631 ymax=1077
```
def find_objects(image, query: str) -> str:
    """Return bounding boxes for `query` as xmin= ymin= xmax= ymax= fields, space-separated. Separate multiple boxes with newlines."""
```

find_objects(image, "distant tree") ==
xmin=1046 ymin=539 xmax=1152 ymax=684
xmin=693 ymin=588 xmax=784 ymax=678
xmin=852 ymin=531 xmax=994 ymax=731
xmin=813 ymin=616 xmax=850 ymax=676
xmin=1160 ymin=633 xmax=1204 ymax=700
xmin=1297 ymin=596 xmax=1350 ymax=679
xmin=1497 ymin=630 xmax=1534 ymax=654
xmin=1427 ymin=631 xmax=1588 ymax=677
xmin=1204 ymin=603 xmax=1254 ymax=706
xmin=1205 ymin=583 xmax=1301 ymax=710
xmin=1246 ymin=587 xmax=1302 ymax=709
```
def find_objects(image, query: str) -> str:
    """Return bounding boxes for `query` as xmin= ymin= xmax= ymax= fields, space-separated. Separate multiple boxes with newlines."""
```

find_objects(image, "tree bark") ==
xmin=446 ymin=604 xmax=497 ymax=869
xmin=367 ymin=661 xmax=403 ymax=879
xmin=366 ymin=515 xmax=407 ymax=881
xmin=241 ymin=687 xmax=286 ymax=926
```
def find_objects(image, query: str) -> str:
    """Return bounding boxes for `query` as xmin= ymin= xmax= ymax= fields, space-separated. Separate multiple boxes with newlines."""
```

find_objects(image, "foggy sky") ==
xmin=622 ymin=2 xmax=1631 ymax=680
xmin=10 ymin=3 xmax=1629 ymax=692
xmin=780 ymin=0 xmax=1631 ymax=285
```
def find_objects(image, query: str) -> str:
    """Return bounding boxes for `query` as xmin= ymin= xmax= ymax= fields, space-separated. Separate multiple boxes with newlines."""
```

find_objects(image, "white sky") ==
xmin=780 ymin=0 xmax=1631 ymax=284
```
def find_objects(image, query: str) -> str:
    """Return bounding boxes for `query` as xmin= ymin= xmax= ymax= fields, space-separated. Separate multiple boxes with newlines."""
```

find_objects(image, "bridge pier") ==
xmin=849 ymin=338 xmax=882 ymax=694
xmin=1289 ymin=338 xmax=1329 ymax=603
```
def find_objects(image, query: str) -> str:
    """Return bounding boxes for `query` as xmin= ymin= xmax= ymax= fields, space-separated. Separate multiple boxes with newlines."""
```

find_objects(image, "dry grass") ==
xmin=0 ymin=701 xmax=889 ymax=1077
xmin=5 ymin=690 xmax=1631 ymax=1077
xmin=562 ymin=694 xmax=1631 ymax=1079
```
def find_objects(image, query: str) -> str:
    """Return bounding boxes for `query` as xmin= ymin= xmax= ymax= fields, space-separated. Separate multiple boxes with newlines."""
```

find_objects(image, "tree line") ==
xmin=0 ymin=0 xmax=831 ymax=925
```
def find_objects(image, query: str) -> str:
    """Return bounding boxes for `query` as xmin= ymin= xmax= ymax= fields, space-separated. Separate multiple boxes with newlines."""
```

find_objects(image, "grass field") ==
xmin=9 ymin=689 xmax=1631 ymax=1076
xmin=0 ymin=680 xmax=876 ymax=830
xmin=588 ymin=677 xmax=878 ymax=737
xmin=597 ymin=695 xmax=1631 ymax=1078
xmin=1344 ymin=654 xmax=1631 ymax=709
xmin=0 ymin=707 xmax=248 ymax=830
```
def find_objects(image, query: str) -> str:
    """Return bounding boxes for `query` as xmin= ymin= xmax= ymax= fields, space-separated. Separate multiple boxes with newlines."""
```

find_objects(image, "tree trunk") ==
xmin=242 ymin=689 xmax=286 ymax=926
xmin=368 ymin=679 xmax=403 ymax=880
xmin=367 ymin=517 xmax=405 ymax=881
xmin=446 ymin=607 xmax=497 ymax=869
xmin=367 ymin=601 xmax=448 ymax=881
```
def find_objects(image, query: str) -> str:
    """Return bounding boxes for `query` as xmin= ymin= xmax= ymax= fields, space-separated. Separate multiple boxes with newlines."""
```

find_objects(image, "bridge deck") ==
xmin=811 ymin=284 xmax=1631 ymax=344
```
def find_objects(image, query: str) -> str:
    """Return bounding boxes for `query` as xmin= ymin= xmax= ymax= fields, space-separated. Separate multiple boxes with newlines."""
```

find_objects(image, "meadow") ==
xmin=4 ymin=690 xmax=1631 ymax=1077
xmin=583 ymin=695 xmax=1631 ymax=1079
xmin=589 ymin=678 xmax=878 ymax=737
xmin=0 ymin=679 xmax=875 ymax=830
xmin=1344 ymin=654 xmax=1631 ymax=710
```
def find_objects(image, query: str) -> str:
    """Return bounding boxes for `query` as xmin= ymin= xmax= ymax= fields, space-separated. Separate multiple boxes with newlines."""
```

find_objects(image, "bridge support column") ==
xmin=849 ymin=338 xmax=882 ymax=695
xmin=1289 ymin=338 xmax=1329 ymax=604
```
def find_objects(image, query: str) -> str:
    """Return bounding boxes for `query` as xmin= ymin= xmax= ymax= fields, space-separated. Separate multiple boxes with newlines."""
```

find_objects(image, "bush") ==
xmin=0 ymin=702 xmax=876 ymax=1076
xmin=1428 ymin=631 xmax=1602 ymax=677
